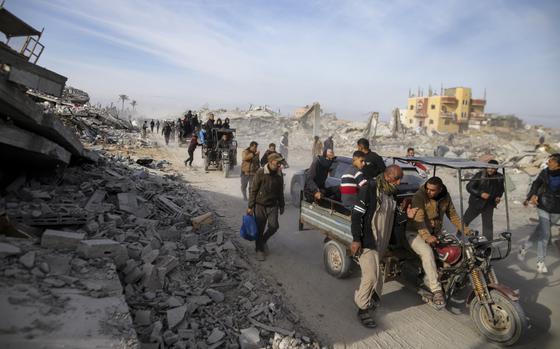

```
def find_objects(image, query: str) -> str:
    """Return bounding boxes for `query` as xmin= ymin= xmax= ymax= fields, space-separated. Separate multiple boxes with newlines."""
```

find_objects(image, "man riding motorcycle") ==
xmin=407 ymin=176 xmax=472 ymax=308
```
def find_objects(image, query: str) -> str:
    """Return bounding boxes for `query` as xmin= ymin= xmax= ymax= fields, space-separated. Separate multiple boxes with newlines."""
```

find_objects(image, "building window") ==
xmin=445 ymin=119 xmax=450 ymax=125
xmin=419 ymin=121 xmax=423 ymax=127
xmin=431 ymin=104 xmax=435 ymax=110
xmin=410 ymin=105 xmax=414 ymax=110
xmin=409 ymin=119 xmax=413 ymax=124
xmin=429 ymin=119 xmax=434 ymax=124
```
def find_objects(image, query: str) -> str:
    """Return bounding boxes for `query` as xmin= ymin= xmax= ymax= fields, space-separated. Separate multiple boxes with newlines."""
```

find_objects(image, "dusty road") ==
xmin=134 ymin=134 xmax=559 ymax=349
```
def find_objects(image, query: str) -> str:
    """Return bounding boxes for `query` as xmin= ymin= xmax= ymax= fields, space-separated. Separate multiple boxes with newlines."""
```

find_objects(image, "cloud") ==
xmin=9 ymin=0 xmax=560 ymax=125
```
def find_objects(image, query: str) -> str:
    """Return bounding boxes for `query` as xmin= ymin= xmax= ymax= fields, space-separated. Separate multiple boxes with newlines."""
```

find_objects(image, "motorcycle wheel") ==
xmin=470 ymin=289 xmax=527 ymax=346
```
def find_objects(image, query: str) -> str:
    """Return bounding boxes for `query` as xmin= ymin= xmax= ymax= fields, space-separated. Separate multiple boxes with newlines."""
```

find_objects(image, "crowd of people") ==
xmin=144 ymin=113 xmax=559 ymax=330
xmin=244 ymin=131 xmax=559 ymax=329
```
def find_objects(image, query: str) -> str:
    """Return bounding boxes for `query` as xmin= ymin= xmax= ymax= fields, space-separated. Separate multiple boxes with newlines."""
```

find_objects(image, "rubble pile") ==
xmin=1 ymin=151 xmax=321 ymax=348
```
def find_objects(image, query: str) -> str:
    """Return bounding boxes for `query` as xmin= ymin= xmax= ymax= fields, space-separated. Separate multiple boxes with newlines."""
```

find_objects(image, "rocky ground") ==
xmin=0 ymin=131 xmax=323 ymax=349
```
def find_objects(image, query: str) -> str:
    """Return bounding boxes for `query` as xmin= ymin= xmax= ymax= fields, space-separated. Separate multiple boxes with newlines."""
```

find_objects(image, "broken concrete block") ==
xmin=167 ymin=296 xmax=184 ymax=308
xmin=142 ymin=249 xmax=160 ymax=264
xmin=188 ymin=295 xmax=212 ymax=306
xmin=207 ymin=328 xmax=225 ymax=344
xmin=118 ymin=192 xmax=139 ymax=214
xmin=41 ymin=230 xmax=85 ymax=250
xmin=142 ymin=264 xmax=163 ymax=291
xmin=181 ymin=233 xmax=198 ymax=248
xmin=124 ymin=265 xmax=144 ymax=284
xmin=0 ymin=242 xmax=21 ymax=258
xmin=184 ymin=252 xmax=200 ymax=262
xmin=76 ymin=239 xmax=128 ymax=265
xmin=150 ymin=320 xmax=163 ymax=343
xmin=166 ymin=305 xmax=188 ymax=329
xmin=154 ymin=255 xmax=178 ymax=275
xmin=163 ymin=330 xmax=179 ymax=345
xmin=205 ymin=289 xmax=225 ymax=303
xmin=84 ymin=190 xmax=107 ymax=212
xmin=134 ymin=310 xmax=152 ymax=326
xmin=239 ymin=327 xmax=260 ymax=349
xmin=19 ymin=251 xmax=35 ymax=269
xmin=191 ymin=212 xmax=213 ymax=230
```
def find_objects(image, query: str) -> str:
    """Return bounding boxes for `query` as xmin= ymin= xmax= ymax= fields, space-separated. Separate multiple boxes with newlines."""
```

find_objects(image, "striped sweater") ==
xmin=340 ymin=166 xmax=367 ymax=208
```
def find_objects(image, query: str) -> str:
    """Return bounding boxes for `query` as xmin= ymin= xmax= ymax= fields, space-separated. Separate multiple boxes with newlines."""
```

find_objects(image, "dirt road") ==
xmin=134 ymin=135 xmax=559 ymax=349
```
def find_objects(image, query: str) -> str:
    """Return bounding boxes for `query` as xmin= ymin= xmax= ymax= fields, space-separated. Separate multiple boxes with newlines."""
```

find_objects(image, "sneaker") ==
xmin=537 ymin=261 xmax=548 ymax=274
xmin=256 ymin=251 xmax=265 ymax=262
xmin=517 ymin=246 xmax=527 ymax=262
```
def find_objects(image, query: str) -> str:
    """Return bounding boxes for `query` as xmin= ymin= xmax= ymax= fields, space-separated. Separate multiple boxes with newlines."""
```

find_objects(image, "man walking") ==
xmin=463 ymin=160 xmax=504 ymax=241
xmin=162 ymin=122 xmax=172 ymax=145
xmin=150 ymin=119 xmax=155 ymax=133
xmin=184 ymin=133 xmax=198 ymax=167
xmin=519 ymin=153 xmax=560 ymax=273
xmin=279 ymin=132 xmax=289 ymax=167
xmin=247 ymin=153 xmax=285 ymax=261
xmin=241 ymin=141 xmax=260 ymax=201
xmin=312 ymin=135 xmax=323 ymax=159
xmin=142 ymin=121 xmax=148 ymax=138
xmin=351 ymin=165 xmax=408 ymax=328
xmin=260 ymin=143 xmax=277 ymax=167
xmin=156 ymin=120 xmax=160 ymax=133
xmin=340 ymin=151 xmax=367 ymax=210
xmin=323 ymin=135 xmax=334 ymax=156
xmin=357 ymin=138 xmax=386 ymax=180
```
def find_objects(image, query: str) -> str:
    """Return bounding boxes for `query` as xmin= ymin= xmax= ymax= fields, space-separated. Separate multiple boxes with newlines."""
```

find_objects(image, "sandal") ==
xmin=357 ymin=309 xmax=377 ymax=328
xmin=431 ymin=290 xmax=446 ymax=310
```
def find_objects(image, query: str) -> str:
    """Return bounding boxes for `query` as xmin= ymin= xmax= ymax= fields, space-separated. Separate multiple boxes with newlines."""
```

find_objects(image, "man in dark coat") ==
xmin=260 ymin=143 xmax=277 ymax=167
xmin=463 ymin=160 xmax=504 ymax=241
xmin=357 ymin=138 xmax=386 ymax=180
xmin=323 ymin=135 xmax=334 ymax=156
xmin=519 ymin=153 xmax=560 ymax=273
xmin=305 ymin=149 xmax=336 ymax=201
xmin=247 ymin=153 xmax=285 ymax=261
xmin=184 ymin=134 xmax=199 ymax=167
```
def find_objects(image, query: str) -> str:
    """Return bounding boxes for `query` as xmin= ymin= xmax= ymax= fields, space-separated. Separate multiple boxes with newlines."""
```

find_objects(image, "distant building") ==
xmin=404 ymin=87 xmax=487 ymax=133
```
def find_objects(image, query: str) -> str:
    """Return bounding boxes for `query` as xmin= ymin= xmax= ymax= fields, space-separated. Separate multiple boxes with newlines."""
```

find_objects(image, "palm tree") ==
xmin=131 ymin=100 xmax=137 ymax=112
xmin=118 ymin=94 xmax=129 ymax=116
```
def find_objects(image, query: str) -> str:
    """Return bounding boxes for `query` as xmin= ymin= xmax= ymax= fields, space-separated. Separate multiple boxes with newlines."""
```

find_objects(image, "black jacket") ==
xmin=323 ymin=138 xmax=334 ymax=153
xmin=249 ymin=165 xmax=285 ymax=209
xmin=362 ymin=150 xmax=386 ymax=180
xmin=260 ymin=150 xmax=277 ymax=167
xmin=467 ymin=171 xmax=504 ymax=210
xmin=527 ymin=168 xmax=560 ymax=213
xmin=305 ymin=156 xmax=335 ymax=194
xmin=351 ymin=180 xmax=378 ymax=249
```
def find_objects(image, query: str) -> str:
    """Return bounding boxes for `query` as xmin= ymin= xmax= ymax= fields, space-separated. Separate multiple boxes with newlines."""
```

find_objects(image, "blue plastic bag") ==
xmin=240 ymin=214 xmax=258 ymax=241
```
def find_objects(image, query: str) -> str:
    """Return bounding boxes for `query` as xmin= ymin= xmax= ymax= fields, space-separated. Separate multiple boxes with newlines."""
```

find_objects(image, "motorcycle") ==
xmin=384 ymin=229 xmax=527 ymax=346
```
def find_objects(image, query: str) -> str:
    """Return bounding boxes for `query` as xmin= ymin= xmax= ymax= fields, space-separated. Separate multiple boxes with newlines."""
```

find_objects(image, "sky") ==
xmin=6 ymin=0 xmax=560 ymax=125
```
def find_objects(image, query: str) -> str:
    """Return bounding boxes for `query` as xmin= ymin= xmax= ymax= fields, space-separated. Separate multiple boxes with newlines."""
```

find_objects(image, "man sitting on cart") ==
xmin=407 ymin=176 xmax=472 ymax=309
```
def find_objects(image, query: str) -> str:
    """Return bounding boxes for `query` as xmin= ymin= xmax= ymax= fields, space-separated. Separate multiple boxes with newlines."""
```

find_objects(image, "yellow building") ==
xmin=404 ymin=87 xmax=486 ymax=133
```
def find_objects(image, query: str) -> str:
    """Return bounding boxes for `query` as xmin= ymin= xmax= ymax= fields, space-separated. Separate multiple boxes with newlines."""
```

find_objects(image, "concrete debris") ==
xmin=0 ymin=242 xmax=21 ymax=258
xmin=19 ymin=251 xmax=36 ymax=268
xmin=192 ymin=212 xmax=213 ymax=230
xmin=41 ymin=229 xmax=85 ymax=250
xmin=239 ymin=326 xmax=261 ymax=349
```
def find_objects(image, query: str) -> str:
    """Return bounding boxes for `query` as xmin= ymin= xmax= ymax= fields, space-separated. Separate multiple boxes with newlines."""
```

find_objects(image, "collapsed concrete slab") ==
xmin=0 ymin=76 xmax=97 ymax=163
xmin=41 ymin=229 xmax=85 ymax=250
xmin=0 ymin=120 xmax=71 ymax=166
